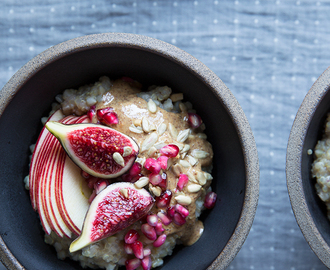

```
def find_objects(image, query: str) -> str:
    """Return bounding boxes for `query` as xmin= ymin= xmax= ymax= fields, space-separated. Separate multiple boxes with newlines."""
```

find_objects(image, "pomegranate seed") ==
xmin=155 ymin=222 xmax=165 ymax=235
xmin=86 ymin=177 xmax=99 ymax=189
xmin=173 ymin=212 xmax=186 ymax=226
xmin=124 ymin=229 xmax=140 ymax=244
xmin=124 ymin=243 xmax=133 ymax=254
xmin=153 ymin=234 xmax=167 ymax=247
xmin=125 ymin=258 xmax=141 ymax=270
xmin=204 ymin=191 xmax=217 ymax=209
xmin=157 ymin=156 xmax=168 ymax=170
xmin=157 ymin=212 xmax=172 ymax=225
xmin=147 ymin=214 xmax=158 ymax=227
xmin=94 ymin=179 xmax=109 ymax=194
xmin=97 ymin=107 xmax=113 ymax=117
xmin=87 ymin=105 xmax=96 ymax=121
xmin=103 ymin=111 xmax=119 ymax=125
xmin=159 ymin=144 xmax=179 ymax=157
xmin=141 ymin=256 xmax=152 ymax=270
xmin=81 ymin=170 xmax=91 ymax=179
xmin=144 ymin=158 xmax=161 ymax=174
xmin=141 ymin=223 xmax=157 ymax=241
xmin=158 ymin=173 xmax=167 ymax=190
xmin=149 ymin=173 xmax=162 ymax=186
xmin=129 ymin=162 xmax=142 ymax=176
xmin=167 ymin=206 xmax=176 ymax=218
xmin=97 ymin=107 xmax=113 ymax=119
xmin=143 ymin=248 xmax=151 ymax=257
xmin=187 ymin=113 xmax=202 ymax=129
xmin=177 ymin=174 xmax=189 ymax=191
xmin=131 ymin=241 xmax=144 ymax=259
xmin=88 ymin=189 xmax=97 ymax=203
xmin=122 ymin=173 xmax=142 ymax=183
xmin=97 ymin=107 xmax=119 ymax=125
xmin=174 ymin=204 xmax=189 ymax=218
xmin=156 ymin=190 xmax=172 ymax=208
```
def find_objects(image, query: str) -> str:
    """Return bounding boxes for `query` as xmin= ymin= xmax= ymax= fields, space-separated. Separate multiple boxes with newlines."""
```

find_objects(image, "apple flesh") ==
xmin=29 ymin=111 xmax=92 ymax=237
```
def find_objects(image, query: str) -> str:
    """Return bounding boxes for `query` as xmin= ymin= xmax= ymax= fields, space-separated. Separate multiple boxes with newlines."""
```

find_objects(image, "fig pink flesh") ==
xmin=68 ymin=127 xmax=133 ymax=174
xmin=91 ymin=187 xmax=152 ymax=241
xmin=45 ymin=122 xmax=139 ymax=179
xmin=69 ymin=182 xmax=154 ymax=252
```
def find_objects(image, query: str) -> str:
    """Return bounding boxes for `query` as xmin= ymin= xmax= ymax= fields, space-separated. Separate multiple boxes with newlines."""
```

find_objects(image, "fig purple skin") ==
xmin=45 ymin=122 xmax=139 ymax=179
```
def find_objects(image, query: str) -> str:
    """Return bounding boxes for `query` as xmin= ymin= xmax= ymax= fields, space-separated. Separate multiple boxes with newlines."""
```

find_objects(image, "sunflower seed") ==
xmin=175 ymin=195 xmax=192 ymax=205
xmin=172 ymin=163 xmax=183 ymax=176
xmin=147 ymin=146 xmax=158 ymax=157
xmin=149 ymin=123 xmax=157 ymax=131
xmin=147 ymin=99 xmax=157 ymax=113
xmin=129 ymin=124 xmax=143 ymax=134
xmin=197 ymin=133 xmax=207 ymax=140
xmin=154 ymin=141 xmax=167 ymax=149
xmin=191 ymin=149 xmax=210 ymax=159
xmin=181 ymin=144 xmax=190 ymax=153
xmin=187 ymin=155 xmax=198 ymax=166
xmin=136 ymin=157 xmax=146 ymax=166
xmin=134 ymin=177 xmax=149 ymax=188
xmin=168 ymin=123 xmax=178 ymax=139
xmin=142 ymin=117 xmax=150 ymax=133
xmin=123 ymin=146 xmax=132 ymax=157
xmin=187 ymin=171 xmax=198 ymax=183
xmin=133 ymin=119 xmax=142 ymax=126
xmin=177 ymin=129 xmax=191 ymax=143
xmin=149 ymin=185 xmax=162 ymax=197
xmin=113 ymin=152 xmax=125 ymax=167
xmin=170 ymin=93 xmax=184 ymax=102
xmin=187 ymin=184 xmax=202 ymax=193
xmin=141 ymin=132 xmax=159 ymax=152
xmin=204 ymin=172 xmax=213 ymax=181
xmin=196 ymin=171 xmax=207 ymax=185
xmin=173 ymin=142 xmax=184 ymax=151
xmin=179 ymin=160 xmax=191 ymax=168
xmin=120 ymin=188 xmax=129 ymax=198
xmin=157 ymin=123 xmax=167 ymax=136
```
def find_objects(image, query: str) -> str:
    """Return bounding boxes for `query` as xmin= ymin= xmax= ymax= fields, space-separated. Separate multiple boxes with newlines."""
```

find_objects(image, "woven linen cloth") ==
xmin=1 ymin=0 xmax=330 ymax=269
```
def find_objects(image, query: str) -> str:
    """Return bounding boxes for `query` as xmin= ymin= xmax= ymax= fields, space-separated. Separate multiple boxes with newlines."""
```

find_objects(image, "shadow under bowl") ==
xmin=287 ymin=66 xmax=330 ymax=267
xmin=0 ymin=33 xmax=259 ymax=270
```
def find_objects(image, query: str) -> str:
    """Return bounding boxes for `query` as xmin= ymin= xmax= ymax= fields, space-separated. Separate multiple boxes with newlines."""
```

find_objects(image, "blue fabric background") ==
xmin=1 ymin=0 xmax=330 ymax=269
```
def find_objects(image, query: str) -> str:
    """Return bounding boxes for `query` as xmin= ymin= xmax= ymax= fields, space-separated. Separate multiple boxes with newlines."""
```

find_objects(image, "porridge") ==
xmin=26 ymin=76 xmax=217 ymax=270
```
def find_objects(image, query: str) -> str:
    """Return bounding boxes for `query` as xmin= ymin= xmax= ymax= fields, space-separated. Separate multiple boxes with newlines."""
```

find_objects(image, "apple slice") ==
xmin=41 ymin=116 xmax=81 ymax=237
xmin=37 ymin=115 xmax=78 ymax=237
xmin=30 ymin=110 xmax=64 ymax=210
xmin=30 ymin=112 xmax=91 ymax=237
xmin=54 ymin=115 xmax=92 ymax=235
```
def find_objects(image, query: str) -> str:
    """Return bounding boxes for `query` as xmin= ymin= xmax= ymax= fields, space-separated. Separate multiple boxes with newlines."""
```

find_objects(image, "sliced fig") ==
xmin=45 ymin=122 xmax=139 ymax=179
xmin=69 ymin=182 xmax=154 ymax=252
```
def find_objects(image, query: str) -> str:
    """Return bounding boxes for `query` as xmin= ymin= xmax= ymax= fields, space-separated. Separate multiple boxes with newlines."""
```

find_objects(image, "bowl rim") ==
xmin=0 ymin=32 xmax=259 ymax=270
xmin=286 ymin=66 xmax=330 ymax=267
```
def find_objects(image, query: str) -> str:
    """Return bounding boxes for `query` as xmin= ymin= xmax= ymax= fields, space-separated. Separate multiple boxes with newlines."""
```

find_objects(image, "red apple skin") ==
xmin=30 ymin=111 xmax=91 ymax=237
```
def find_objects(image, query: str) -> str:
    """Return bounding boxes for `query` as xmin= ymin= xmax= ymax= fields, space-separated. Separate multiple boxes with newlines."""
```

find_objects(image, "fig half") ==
xmin=45 ymin=122 xmax=139 ymax=179
xmin=69 ymin=182 xmax=154 ymax=252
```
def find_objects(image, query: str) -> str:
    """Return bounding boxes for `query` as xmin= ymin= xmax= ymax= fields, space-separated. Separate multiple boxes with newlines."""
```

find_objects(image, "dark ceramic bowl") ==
xmin=287 ymin=66 xmax=330 ymax=267
xmin=0 ymin=33 xmax=259 ymax=270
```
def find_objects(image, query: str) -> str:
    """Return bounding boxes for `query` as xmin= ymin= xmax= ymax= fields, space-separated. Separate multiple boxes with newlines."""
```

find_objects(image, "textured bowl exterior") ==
xmin=287 ymin=66 xmax=330 ymax=267
xmin=0 ymin=33 xmax=259 ymax=270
